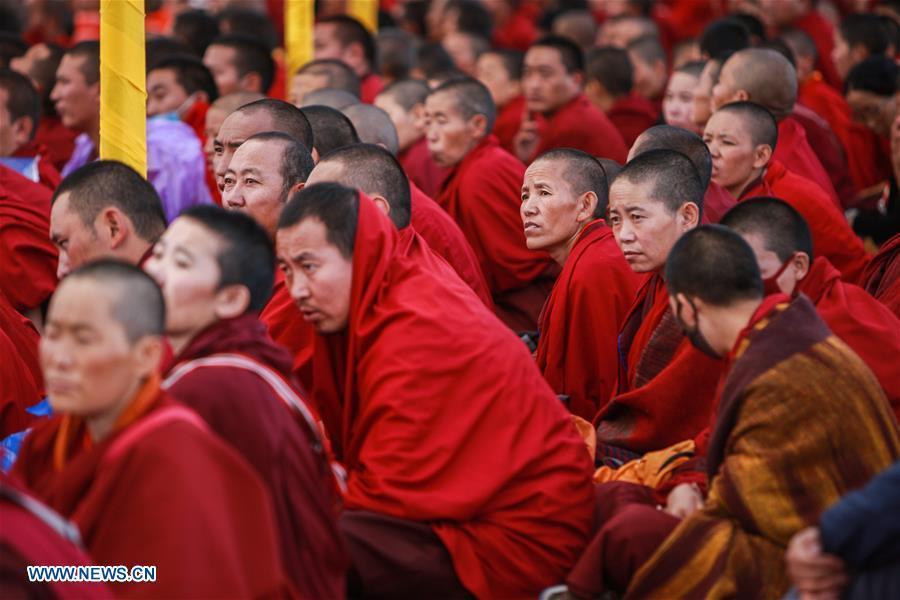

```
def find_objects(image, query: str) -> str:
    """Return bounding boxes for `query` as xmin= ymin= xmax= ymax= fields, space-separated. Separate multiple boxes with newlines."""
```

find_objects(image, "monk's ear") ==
xmin=734 ymin=89 xmax=751 ymax=102
xmin=371 ymin=195 xmax=391 ymax=218
xmin=311 ymin=147 xmax=320 ymax=164
xmin=678 ymin=202 xmax=701 ymax=230
xmin=577 ymin=191 xmax=597 ymax=223
xmin=793 ymin=252 xmax=811 ymax=280
xmin=11 ymin=115 xmax=34 ymax=148
xmin=100 ymin=207 xmax=131 ymax=249
xmin=132 ymin=335 xmax=164 ymax=379
xmin=468 ymin=113 xmax=488 ymax=139
xmin=571 ymin=70 xmax=584 ymax=89
xmin=411 ymin=103 xmax=426 ymax=125
xmin=240 ymin=71 xmax=264 ymax=94
xmin=752 ymin=144 xmax=773 ymax=169
xmin=215 ymin=284 xmax=251 ymax=320
xmin=285 ymin=181 xmax=304 ymax=199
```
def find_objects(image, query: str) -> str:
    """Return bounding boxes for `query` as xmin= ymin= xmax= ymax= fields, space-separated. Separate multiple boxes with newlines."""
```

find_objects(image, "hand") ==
xmin=513 ymin=115 xmax=540 ymax=163
xmin=786 ymin=527 xmax=848 ymax=600
xmin=663 ymin=483 xmax=703 ymax=519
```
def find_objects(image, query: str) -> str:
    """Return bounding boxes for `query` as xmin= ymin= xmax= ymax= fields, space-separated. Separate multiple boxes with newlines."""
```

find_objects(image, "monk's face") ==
xmin=375 ymin=94 xmax=423 ymax=152
xmin=522 ymin=46 xmax=582 ymax=114
xmin=476 ymin=52 xmax=521 ymax=109
xmin=521 ymin=159 xmax=594 ymax=262
xmin=424 ymin=90 xmax=484 ymax=167
xmin=203 ymin=44 xmax=243 ymax=97
xmin=692 ymin=61 xmax=718 ymax=129
xmin=222 ymin=139 xmax=289 ymax=238
xmin=710 ymin=60 xmax=742 ymax=113
xmin=276 ymin=218 xmax=353 ymax=333
xmin=50 ymin=192 xmax=106 ymax=279
xmin=51 ymin=53 xmax=99 ymax=133
xmin=213 ymin=109 xmax=275 ymax=187
xmin=146 ymin=67 xmax=192 ymax=118
xmin=204 ymin=106 xmax=227 ymax=171
xmin=663 ymin=71 xmax=701 ymax=134
xmin=608 ymin=178 xmax=695 ymax=273
xmin=41 ymin=278 xmax=153 ymax=426
xmin=703 ymin=111 xmax=768 ymax=197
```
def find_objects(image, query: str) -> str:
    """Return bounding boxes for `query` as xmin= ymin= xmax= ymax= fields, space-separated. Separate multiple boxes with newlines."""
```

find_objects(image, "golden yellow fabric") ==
xmin=347 ymin=0 xmax=378 ymax=32
xmin=592 ymin=439 xmax=696 ymax=488
xmin=285 ymin=0 xmax=314 ymax=77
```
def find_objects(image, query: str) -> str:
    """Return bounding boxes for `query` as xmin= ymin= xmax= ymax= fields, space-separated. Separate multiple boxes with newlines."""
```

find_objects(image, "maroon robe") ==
xmin=399 ymin=136 xmax=448 ymax=199
xmin=360 ymin=73 xmax=384 ymax=104
xmin=701 ymin=181 xmax=736 ymax=224
xmin=532 ymin=94 xmax=628 ymax=163
xmin=607 ymin=94 xmax=660 ymax=148
xmin=494 ymin=95 xmax=526 ymax=154
xmin=791 ymin=104 xmax=855 ymax=206
xmin=775 ymin=116 xmax=840 ymax=208
xmin=32 ymin=115 xmax=78 ymax=173
xmin=0 ymin=290 xmax=41 ymax=437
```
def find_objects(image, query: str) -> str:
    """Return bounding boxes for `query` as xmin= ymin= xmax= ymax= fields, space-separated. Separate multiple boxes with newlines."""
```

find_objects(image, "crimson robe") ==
xmin=607 ymin=94 xmax=659 ymax=148
xmin=437 ymin=135 xmax=558 ymax=331
xmin=491 ymin=6 xmax=538 ymax=51
xmin=740 ymin=160 xmax=869 ymax=283
xmin=409 ymin=182 xmax=493 ymax=307
xmin=494 ymin=95 xmax=526 ymax=154
xmin=792 ymin=10 xmax=842 ymax=88
xmin=0 ymin=289 xmax=42 ymax=436
xmin=12 ymin=141 xmax=62 ymax=191
xmin=536 ymin=220 xmax=642 ymax=420
xmin=314 ymin=195 xmax=594 ymax=598
xmin=162 ymin=314 xmax=346 ymax=599
xmin=359 ymin=73 xmax=384 ymax=104
xmin=32 ymin=115 xmax=78 ymax=173
xmin=701 ymin=181 xmax=736 ymax=224
xmin=398 ymin=136 xmax=449 ymax=199
xmin=0 ymin=164 xmax=58 ymax=312
xmin=260 ymin=269 xmax=315 ymax=388
xmin=532 ymin=94 xmax=628 ymax=163
xmin=861 ymin=233 xmax=900 ymax=318
xmin=776 ymin=116 xmax=840 ymax=207
xmin=798 ymin=257 xmax=900 ymax=419
xmin=792 ymin=105 xmax=855 ymax=207
xmin=14 ymin=383 xmax=292 ymax=599
xmin=594 ymin=273 xmax=725 ymax=456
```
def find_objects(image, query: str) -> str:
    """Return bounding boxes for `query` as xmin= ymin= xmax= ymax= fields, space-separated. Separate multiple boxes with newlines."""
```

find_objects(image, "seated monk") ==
xmin=426 ymin=77 xmax=558 ymax=331
xmin=0 ymin=70 xmax=60 ymax=191
xmin=305 ymin=143 xmax=492 ymax=307
xmin=13 ymin=260 xmax=292 ymax=598
xmin=625 ymin=225 xmax=900 ymax=598
xmin=595 ymin=150 xmax=724 ymax=459
xmin=298 ymin=105 xmax=358 ymax=159
xmin=144 ymin=205 xmax=347 ymax=598
xmin=722 ymin=197 xmax=900 ymax=419
xmin=861 ymin=233 xmax=900 ymax=318
xmin=703 ymin=101 xmax=869 ymax=283
xmin=274 ymin=183 xmax=595 ymax=597
xmin=474 ymin=49 xmax=526 ymax=154
xmin=522 ymin=148 xmax=640 ymax=420
xmin=628 ymin=124 xmax=736 ymax=224
xmin=514 ymin=35 xmax=628 ymax=164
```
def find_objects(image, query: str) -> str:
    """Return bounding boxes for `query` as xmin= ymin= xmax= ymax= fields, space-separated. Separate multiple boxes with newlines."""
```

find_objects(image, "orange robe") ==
xmin=532 ymin=94 xmax=628 ymax=163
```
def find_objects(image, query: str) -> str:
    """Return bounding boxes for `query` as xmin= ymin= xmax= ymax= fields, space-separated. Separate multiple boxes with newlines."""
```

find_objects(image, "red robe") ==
xmin=162 ymin=315 xmax=346 ymax=599
xmin=791 ymin=105 xmax=855 ymax=207
xmin=0 ymin=289 xmax=42 ymax=436
xmin=14 ymin=382 xmax=292 ymax=599
xmin=315 ymin=195 xmax=595 ymax=598
xmin=792 ymin=10 xmax=842 ymax=89
xmin=494 ymin=95 xmax=526 ymax=154
xmin=701 ymin=181 xmax=736 ymax=224
xmin=260 ymin=269 xmax=315 ymax=388
xmin=492 ymin=6 xmax=538 ymax=51
xmin=536 ymin=220 xmax=642 ymax=420
xmin=0 ymin=164 xmax=58 ymax=312
xmin=607 ymin=94 xmax=659 ymax=149
xmin=32 ymin=115 xmax=79 ymax=173
xmin=861 ymin=233 xmax=900 ymax=318
xmin=776 ymin=116 xmax=840 ymax=207
xmin=437 ymin=135 xmax=558 ymax=330
xmin=359 ymin=73 xmax=384 ymax=104
xmin=398 ymin=136 xmax=448 ymax=199
xmin=12 ymin=141 xmax=62 ymax=191
xmin=409 ymin=182 xmax=493 ymax=307
xmin=740 ymin=160 xmax=869 ymax=283
xmin=594 ymin=273 xmax=725 ymax=456
xmin=533 ymin=94 xmax=628 ymax=163
xmin=798 ymin=257 xmax=900 ymax=419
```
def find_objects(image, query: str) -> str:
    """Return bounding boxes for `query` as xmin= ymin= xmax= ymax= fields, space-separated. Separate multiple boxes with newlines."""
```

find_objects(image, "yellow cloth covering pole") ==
xmin=285 ymin=0 xmax=314 ymax=78
xmin=348 ymin=0 xmax=378 ymax=32
xmin=99 ymin=0 xmax=146 ymax=177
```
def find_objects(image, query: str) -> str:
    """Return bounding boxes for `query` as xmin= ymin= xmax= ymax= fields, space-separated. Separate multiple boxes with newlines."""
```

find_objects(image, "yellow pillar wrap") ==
xmin=285 ymin=0 xmax=314 ymax=78
xmin=99 ymin=0 xmax=146 ymax=176
xmin=348 ymin=0 xmax=378 ymax=32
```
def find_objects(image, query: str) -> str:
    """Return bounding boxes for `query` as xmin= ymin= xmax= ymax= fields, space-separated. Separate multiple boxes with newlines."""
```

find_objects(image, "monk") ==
xmin=313 ymin=15 xmax=383 ymax=103
xmin=305 ymin=143 xmax=492 ymax=306
xmin=522 ymin=148 xmax=641 ymax=420
xmin=375 ymin=79 xmax=448 ymax=198
xmin=691 ymin=58 xmax=720 ymax=131
xmin=861 ymin=233 xmax=900 ymax=318
xmin=298 ymin=105 xmax=358 ymax=159
xmin=515 ymin=35 xmax=627 ymax=164
xmin=13 ymin=260 xmax=292 ymax=598
xmin=711 ymin=47 xmax=841 ymax=206
xmin=628 ymin=124 xmax=736 ymax=224
xmin=275 ymin=183 xmax=594 ymax=598
xmin=426 ymin=77 xmax=558 ymax=330
xmin=596 ymin=149 xmax=724 ymax=459
xmin=703 ymin=101 xmax=869 ymax=282
xmin=0 ymin=69 xmax=60 ymax=191
xmin=627 ymin=225 xmax=900 ymax=598
xmin=722 ymin=197 xmax=900 ymax=418
xmin=145 ymin=206 xmax=346 ymax=598
xmin=288 ymin=58 xmax=360 ymax=106
xmin=475 ymin=49 xmax=526 ymax=154
xmin=662 ymin=60 xmax=705 ymax=135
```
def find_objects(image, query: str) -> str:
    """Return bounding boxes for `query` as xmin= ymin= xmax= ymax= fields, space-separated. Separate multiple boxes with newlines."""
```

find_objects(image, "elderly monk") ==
xmin=288 ymin=58 xmax=361 ymax=107
xmin=306 ymin=143 xmax=491 ymax=306
xmin=711 ymin=47 xmax=841 ymax=206
xmin=722 ymin=197 xmax=900 ymax=419
xmin=703 ymin=101 xmax=869 ymax=282
xmin=13 ymin=260 xmax=292 ymax=598
xmin=626 ymin=225 xmax=900 ymax=599
xmin=596 ymin=150 xmax=724 ymax=459
xmin=522 ymin=149 xmax=640 ymax=420
xmin=145 ymin=206 xmax=346 ymax=598
xmin=298 ymin=105 xmax=359 ymax=159
xmin=629 ymin=125 xmax=736 ymax=224
xmin=202 ymin=91 xmax=264 ymax=199
xmin=861 ymin=234 xmax=900 ymax=318
xmin=49 ymin=161 xmax=166 ymax=278
xmin=515 ymin=36 xmax=627 ymax=164
xmin=275 ymin=183 xmax=594 ymax=598
xmin=426 ymin=77 xmax=557 ymax=331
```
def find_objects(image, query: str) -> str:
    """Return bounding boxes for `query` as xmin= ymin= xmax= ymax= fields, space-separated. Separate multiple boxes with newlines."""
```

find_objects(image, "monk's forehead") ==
xmin=608 ymin=177 xmax=662 ymax=208
xmin=221 ymin=109 xmax=274 ymax=139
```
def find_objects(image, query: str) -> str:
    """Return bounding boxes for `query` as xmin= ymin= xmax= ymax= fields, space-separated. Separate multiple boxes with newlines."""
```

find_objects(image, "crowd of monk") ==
xmin=1 ymin=0 xmax=899 ymax=598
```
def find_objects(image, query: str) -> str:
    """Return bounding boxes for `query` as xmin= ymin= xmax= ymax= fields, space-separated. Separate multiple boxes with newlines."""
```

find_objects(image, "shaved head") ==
xmin=427 ymin=77 xmax=496 ymax=134
xmin=717 ymin=48 xmax=797 ymax=119
xmin=299 ymin=105 xmax=360 ymax=157
xmin=299 ymin=88 xmax=360 ymax=110
xmin=779 ymin=28 xmax=817 ymax=62
xmin=342 ymin=104 xmax=400 ymax=155
xmin=210 ymin=90 xmax=266 ymax=114
xmin=295 ymin=59 xmax=361 ymax=98
xmin=630 ymin=125 xmax=713 ymax=188
xmin=533 ymin=148 xmax=610 ymax=218
xmin=378 ymin=78 xmax=429 ymax=111
xmin=234 ymin=98 xmax=315 ymax=149
xmin=615 ymin=149 xmax=704 ymax=214
xmin=714 ymin=101 xmax=778 ymax=149
xmin=720 ymin=196 xmax=813 ymax=262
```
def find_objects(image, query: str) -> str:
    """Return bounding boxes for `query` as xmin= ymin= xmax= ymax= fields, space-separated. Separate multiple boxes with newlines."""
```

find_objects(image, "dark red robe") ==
xmin=32 ymin=115 xmax=79 ymax=173
xmin=494 ymin=95 xmax=526 ymax=155
xmin=0 ymin=289 xmax=41 ymax=437
xmin=162 ymin=314 xmax=346 ymax=599
xmin=701 ymin=181 xmax=736 ymax=224
xmin=607 ymin=94 xmax=659 ymax=149
xmin=437 ymin=135 xmax=558 ymax=330
xmin=359 ymin=73 xmax=384 ymax=104
xmin=861 ymin=233 xmax=900 ymax=318
xmin=0 ymin=164 xmax=58 ymax=312
xmin=532 ymin=94 xmax=628 ymax=163
xmin=740 ymin=160 xmax=869 ymax=283
xmin=398 ymin=136 xmax=449 ymax=199
xmin=536 ymin=220 xmax=642 ymax=420
xmin=791 ymin=105 xmax=855 ymax=207
xmin=776 ymin=116 xmax=840 ymax=208
xmin=313 ymin=195 xmax=595 ymax=598
xmin=260 ymin=269 xmax=315 ymax=388
xmin=792 ymin=10 xmax=842 ymax=89
xmin=14 ymin=382 xmax=292 ymax=599
xmin=491 ymin=6 xmax=538 ymax=51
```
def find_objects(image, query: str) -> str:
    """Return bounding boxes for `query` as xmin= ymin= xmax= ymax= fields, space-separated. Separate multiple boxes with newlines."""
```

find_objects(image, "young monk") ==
xmin=514 ymin=36 xmax=627 ymax=164
xmin=521 ymin=148 xmax=640 ymax=420
xmin=275 ymin=183 xmax=594 ymax=598
xmin=703 ymin=101 xmax=869 ymax=282
xmin=475 ymin=49 xmax=526 ymax=154
xmin=595 ymin=149 xmax=724 ymax=459
xmin=627 ymin=225 xmax=900 ymax=598
xmin=426 ymin=77 xmax=558 ymax=331
xmin=662 ymin=60 xmax=704 ymax=135
xmin=722 ymin=197 xmax=900 ymax=419
xmin=13 ymin=260 xmax=291 ymax=598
